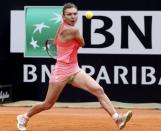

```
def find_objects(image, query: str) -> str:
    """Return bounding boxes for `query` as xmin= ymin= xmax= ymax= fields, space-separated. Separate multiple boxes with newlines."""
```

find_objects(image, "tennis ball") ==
xmin=85 ymin=11 xmax=93 ymax=19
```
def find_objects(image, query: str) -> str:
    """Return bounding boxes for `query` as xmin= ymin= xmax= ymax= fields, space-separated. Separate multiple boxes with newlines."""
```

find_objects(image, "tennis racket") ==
xmin=45 ymin=39 xmax=57 ymax=59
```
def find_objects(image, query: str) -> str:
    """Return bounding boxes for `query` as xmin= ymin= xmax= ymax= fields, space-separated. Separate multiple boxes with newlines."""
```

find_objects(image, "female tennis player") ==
xmin=17 ymin=3 xmax=132 ymax=130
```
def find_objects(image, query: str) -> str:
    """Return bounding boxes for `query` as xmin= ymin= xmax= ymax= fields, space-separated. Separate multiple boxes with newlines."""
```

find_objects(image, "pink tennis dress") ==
xmin=49 ymin=23 xmax=81 ymax=83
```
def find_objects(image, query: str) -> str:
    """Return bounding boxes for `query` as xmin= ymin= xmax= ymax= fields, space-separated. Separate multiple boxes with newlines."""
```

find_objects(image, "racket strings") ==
xmin=45 ymin=39 xmax=57 ymax=59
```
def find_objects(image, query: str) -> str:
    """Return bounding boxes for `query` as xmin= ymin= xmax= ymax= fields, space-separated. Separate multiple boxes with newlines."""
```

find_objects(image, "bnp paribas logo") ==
xmin=25 ymin=6 xmax=63 ymax=57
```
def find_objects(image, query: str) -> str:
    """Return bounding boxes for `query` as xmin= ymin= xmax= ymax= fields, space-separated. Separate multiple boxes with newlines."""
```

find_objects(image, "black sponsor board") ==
xmin=1 ymin=0 xmax=161 ymax=103
xmin=10 ymin=54 xmax=161 ymax=103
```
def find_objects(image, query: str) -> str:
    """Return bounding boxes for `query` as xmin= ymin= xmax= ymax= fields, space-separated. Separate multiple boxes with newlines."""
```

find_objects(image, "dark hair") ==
xmin=63 ymin=2 xmax=78 ymax=15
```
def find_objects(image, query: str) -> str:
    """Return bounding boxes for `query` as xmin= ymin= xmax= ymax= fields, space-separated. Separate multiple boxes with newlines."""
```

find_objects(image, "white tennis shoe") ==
xmin=17 ymin=114 xmax=29 ymax=131
xmin=115 ymin=111 xmax=132 ymax=129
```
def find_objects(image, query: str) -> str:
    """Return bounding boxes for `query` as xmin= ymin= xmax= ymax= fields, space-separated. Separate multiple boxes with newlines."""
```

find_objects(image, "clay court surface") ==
xmin=0 ymin=106 xmax=161 ymax=131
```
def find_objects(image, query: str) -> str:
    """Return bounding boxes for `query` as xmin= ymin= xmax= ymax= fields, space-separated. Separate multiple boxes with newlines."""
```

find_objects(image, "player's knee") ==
xmin=94 ymin=87 xmax=105 ymax=98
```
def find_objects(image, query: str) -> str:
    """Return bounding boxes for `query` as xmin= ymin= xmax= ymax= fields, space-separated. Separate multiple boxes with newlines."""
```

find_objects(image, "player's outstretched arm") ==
xmin=73 ymin=28 xmax=85 ymax=47
xmin=61 ymin=27 xmax=85 ymax=47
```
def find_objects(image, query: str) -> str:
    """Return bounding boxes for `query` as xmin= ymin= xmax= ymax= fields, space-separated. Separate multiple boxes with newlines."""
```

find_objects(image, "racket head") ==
xmin=45 ymin=39 xmax=57 ymax=59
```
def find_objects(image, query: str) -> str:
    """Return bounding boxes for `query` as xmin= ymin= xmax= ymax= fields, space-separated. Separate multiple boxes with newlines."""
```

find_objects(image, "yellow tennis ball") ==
xmin=85 ymin=11 xmax=93 ymax=19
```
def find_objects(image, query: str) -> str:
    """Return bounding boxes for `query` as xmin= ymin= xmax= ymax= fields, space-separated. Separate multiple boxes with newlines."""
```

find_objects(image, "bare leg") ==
xmin=71 ymin=70 xmax=117 ymax=116
xmin=27 ymin=81 xmax=67 ymax=118
xmin=98 ymin=93 xmax=117 ymax=116
xmin=16 ymin=81 xmax=67 ymax=130
xmin=71 ymin=70 xmax=132 ymax=129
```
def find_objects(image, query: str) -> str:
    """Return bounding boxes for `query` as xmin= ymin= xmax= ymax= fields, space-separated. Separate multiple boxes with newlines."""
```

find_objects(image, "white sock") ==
xmin=24 ymin=113 xmax=29 ymax=119
xmin=112 ymin=113 xmax=119 ymax=121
